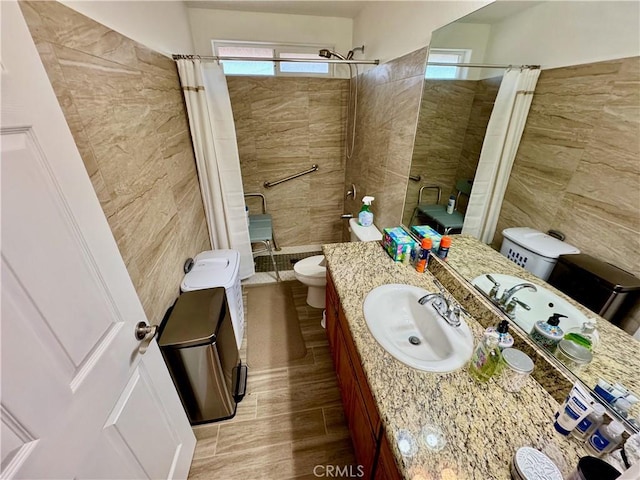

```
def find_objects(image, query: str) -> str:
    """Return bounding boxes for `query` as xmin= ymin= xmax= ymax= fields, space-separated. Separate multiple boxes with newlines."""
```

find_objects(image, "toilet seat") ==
xmin=293 ymin=255 xmax=326 ymax=280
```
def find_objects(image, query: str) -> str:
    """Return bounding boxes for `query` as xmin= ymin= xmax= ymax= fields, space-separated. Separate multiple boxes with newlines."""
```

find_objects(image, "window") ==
xmin=425 ymin=49 xmax=471 ymax=80
xmin=213 ymin=41 xmax=332 ymax=77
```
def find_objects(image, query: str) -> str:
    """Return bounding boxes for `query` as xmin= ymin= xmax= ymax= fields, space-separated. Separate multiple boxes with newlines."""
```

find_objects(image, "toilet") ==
xmin=500 ymin=227 xmax=579 ymax=281
xmin=294 ymin=218 xmax=383 ymax=308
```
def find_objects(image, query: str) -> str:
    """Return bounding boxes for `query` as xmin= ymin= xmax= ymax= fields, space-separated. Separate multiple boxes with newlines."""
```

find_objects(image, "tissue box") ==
xmin=411 ymin=225 xmax=442 ymax=252
xmin=382 ymin=227 xmax=418 ymax=262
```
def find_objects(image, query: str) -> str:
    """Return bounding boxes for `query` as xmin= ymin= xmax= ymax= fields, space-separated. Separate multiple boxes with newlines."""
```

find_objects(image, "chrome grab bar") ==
xmin=264 ymin=164 xmax=318 ymax=188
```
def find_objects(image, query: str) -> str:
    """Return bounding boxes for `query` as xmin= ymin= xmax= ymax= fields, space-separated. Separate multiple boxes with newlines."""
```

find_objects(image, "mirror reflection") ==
xmin=402 ymin=68 xmax=503 ymax=231
xmin=405 ymin=1 xmax=640 ymax=430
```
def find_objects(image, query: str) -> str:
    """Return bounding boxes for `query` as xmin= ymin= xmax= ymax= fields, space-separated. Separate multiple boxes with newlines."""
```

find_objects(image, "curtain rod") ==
xmin=427 ymin=62 xmax=540 ymax=69
xmin=172 ymin=54 xmax=379 ymax=65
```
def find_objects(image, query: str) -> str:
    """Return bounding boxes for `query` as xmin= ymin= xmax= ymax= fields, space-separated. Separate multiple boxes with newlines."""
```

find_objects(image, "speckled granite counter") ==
xmin=323 ymin=241 xmax=591 ymax=479
xmin=441 ymin=235 xmax=640 ymax=421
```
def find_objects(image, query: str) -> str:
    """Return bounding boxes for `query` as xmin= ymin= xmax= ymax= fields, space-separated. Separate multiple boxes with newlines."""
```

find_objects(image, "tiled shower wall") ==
xmin=343 ymin=47 xmax=429 ymax=236
xmin=227 ymin=77 xmax=349 ymax=246
xmin=402 ymin=76 xmax=501 ymax=224
xmin=21 ymin=1 xmax=210 ymax=324
xmin=495 ymin=56 xmax=640 ymax=333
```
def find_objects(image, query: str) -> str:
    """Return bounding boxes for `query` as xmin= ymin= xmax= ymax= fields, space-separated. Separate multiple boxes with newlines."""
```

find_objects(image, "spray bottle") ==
xmin=358 ymin=196 xmax=375 ymax=227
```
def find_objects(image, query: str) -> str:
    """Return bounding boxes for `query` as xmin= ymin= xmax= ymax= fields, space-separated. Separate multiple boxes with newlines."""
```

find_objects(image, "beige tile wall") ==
xmin=21 ymin=1 xmax=210 ymax=324
xmin=227 ymin=77 xmax=349 ymax=246
xmin=343 ymin=47 xmax=429 ymax=237
xmin=495 ymin=56 xmax=640 ymax=334
xmin=401 ymin=76 xmax=501 ymax=224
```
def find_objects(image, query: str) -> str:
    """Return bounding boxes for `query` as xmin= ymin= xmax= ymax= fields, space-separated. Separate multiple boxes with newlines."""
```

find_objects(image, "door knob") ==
xmin=135 ymin=321 xmax=157 ymax=340
xmin=135 ymin=321 xmax=158 ymax=354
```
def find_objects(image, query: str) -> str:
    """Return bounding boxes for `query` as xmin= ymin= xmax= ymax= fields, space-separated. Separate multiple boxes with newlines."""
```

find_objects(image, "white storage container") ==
xmin=500 ymin=228 xmax=580 ymax=280
xmin=181 ymin=250 xmax=244 ymax=350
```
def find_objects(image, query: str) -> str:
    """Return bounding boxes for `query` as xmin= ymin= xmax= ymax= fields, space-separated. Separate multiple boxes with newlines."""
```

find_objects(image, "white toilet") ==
xmin=294 ymin=218 xmax=383 ymax=308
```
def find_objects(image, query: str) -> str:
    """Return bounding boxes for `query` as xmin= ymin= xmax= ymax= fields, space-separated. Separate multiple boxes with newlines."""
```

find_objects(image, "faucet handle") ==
xmin=505 ymin=297 xmax=531 ymax=319
xmin=432 ymin=278 xmax=447 ymax=294
xmin=486 ymin=274 xmax=501 ymax=300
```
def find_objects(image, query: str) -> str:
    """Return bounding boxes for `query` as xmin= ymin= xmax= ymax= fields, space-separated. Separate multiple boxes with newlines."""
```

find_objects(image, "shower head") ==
xmin=346 ymin=45 xmax=365 ymax=60
xmin=318 ymin=49 xmax=347 ymax=61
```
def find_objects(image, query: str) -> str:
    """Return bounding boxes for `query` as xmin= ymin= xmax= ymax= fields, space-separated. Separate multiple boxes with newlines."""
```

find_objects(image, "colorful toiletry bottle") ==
xmin=446 ymin=195 xmax=456 ymax=214
xmin=485 ymin=319 xmax=514 ymax=350
xmin=564 ymin=319 xmax=600 ymax=352
xmin=571 ymin=403 xmax=606 ymax=441
xmin=586 ymin=420 xmax=626 ymax=457
xmin=402 ymin=245 xmax=411 ymax=266
xmin=436 ymin=235 xmax=451 ymax=260
xmin=554 ymin=383 xmax=594 ymax=435
xmin=358 ymin=196 xmax=375 ymax=227
xmin=468 ymin=332 xmax=502 ymax=382
xmin=529 ymin=313 xmax=566 ymax=349
xmin=415 ymin=238 xmax=432 ymax=273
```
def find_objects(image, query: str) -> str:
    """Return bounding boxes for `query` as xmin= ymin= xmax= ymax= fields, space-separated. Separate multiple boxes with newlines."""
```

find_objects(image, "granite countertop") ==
xmin=323 ymin=241 xmax=591 ymax=479
xmin=445 ymin=235 xmax=640 ymax=420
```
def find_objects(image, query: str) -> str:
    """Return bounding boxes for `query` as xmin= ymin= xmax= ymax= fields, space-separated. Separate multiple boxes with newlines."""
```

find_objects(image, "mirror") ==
xmin=404 ymin=1 xmax=640 ymax=430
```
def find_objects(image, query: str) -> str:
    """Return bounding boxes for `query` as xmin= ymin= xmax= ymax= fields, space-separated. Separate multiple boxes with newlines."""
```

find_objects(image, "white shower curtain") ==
xmin=177 ymin=59 xmax=255 ymax=279
xmin=462 ymin=67 xmax=540 ymax=244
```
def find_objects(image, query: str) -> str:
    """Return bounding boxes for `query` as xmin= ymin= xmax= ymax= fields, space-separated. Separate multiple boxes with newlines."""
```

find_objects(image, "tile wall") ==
xmin=227 ymin=77 xmax=349 ymax=246
xmin=495 ymin=56 xmax=640 ymax=333
xmin=21 ymin=1 xmax=210 ymax=324
xmin=402 ymin=76 xmax=501 ymax=224
xmin=343 ymin=47 xmax=429 ymax=237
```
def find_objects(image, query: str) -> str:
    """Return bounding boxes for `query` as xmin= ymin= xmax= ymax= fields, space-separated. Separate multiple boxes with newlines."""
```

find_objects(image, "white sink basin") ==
xmin=363 ymin=284 xmax=474 ymax=373
xmin=472 ymin=274 xmax=590 ymax=335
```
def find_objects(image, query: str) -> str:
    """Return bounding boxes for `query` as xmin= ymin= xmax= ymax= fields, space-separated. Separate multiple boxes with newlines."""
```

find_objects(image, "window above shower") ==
xmin=212 ymin=41 xmax=334 ymax=77
xmin=425 ymin=48 xmax=472 ymax=80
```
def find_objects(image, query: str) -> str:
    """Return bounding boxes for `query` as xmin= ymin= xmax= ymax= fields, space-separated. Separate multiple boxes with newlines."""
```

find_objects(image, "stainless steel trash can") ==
xmin=158 ymin=287 xmax=247 ymax=425
xmin=548 ymin=253 xmax=640 ymax=326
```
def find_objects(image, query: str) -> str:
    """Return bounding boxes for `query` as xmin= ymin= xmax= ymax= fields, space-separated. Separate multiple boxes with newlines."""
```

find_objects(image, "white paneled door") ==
xmin=1 ymin=2 xmax=196 ymax=479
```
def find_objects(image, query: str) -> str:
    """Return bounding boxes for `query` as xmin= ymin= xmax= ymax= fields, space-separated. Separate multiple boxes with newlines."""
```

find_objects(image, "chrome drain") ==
xmin=408 ymin=336 xmax=421 ymax=346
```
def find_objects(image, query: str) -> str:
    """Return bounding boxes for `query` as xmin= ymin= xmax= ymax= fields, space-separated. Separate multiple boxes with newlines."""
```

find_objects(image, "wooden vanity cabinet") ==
xmin=325 ymin=273 xmax=402 ymax=480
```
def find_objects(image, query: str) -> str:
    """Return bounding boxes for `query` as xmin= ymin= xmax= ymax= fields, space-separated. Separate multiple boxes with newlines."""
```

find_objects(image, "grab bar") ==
xmin=418 ymin=184 xmax=442 ymax=205
xmin=264 ymin=164 xmax=318 ymax=188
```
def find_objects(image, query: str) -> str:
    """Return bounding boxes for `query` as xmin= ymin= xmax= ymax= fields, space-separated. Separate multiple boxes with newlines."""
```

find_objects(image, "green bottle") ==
xmin=468 ymin=333 xmax=502 ymax=382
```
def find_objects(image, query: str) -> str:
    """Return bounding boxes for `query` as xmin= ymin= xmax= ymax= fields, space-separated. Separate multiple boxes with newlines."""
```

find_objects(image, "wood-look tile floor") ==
xmin=188 ymin=282 xmax=356 ymax=480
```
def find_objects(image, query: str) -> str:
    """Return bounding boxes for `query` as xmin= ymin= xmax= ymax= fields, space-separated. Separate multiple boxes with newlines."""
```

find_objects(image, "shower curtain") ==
xmin=462 ymin=67 xmax=540 ymax=244
xmin=177 ymin=59 xmax=255 ymax=279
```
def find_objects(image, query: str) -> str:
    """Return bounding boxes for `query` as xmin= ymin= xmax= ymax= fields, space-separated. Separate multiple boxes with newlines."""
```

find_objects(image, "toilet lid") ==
xmin=294 ymin=255 xmax=326 ymax=278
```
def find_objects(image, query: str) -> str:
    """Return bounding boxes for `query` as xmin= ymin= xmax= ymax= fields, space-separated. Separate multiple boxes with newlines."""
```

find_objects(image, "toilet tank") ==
xmin=349 ymin=218 xmax=382 ymax=242
xmin=500 ymin=227 xmax=579 ymax=280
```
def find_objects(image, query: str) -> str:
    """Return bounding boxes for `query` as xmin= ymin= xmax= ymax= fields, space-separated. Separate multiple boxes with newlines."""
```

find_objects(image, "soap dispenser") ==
xmin=564 ymin=319 xmax=600 ymax=352
xmin=530 ymin=313 xmax=566 ymax=349
xmin=468 ymin=332 xmax=502 ymax=383
xmin=358 ymin=196 xmax=375 ymax=227
xmin=485 ymin=319 xmax=514 ymax=350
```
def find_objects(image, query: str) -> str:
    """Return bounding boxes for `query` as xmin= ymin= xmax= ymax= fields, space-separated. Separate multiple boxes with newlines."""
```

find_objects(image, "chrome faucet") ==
xmin=499 ymin=282 xmax=537 ymax=307
xmin=418 ymin=293 xmax=463 ymax=328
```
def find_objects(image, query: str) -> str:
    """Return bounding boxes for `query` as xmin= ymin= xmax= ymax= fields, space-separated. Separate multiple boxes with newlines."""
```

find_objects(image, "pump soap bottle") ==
xmin=485 ymin=320 xmax=514 ymax=350
xmin=468 ymin=333 xmax=502 ymax=382
xmin=530 ymin=313 xmax=566 ymax=349
xmin=358 ymin=196 xmax=375 ymax=227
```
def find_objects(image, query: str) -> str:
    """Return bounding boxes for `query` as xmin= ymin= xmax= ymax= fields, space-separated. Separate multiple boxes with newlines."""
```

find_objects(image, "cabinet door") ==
xmin=339 ymin=309 xmax=381 ymax=438
xmin=374 ymin=432 xmax=402 ymax=480
xmin=325 ymin=273 xmax=339 ymax=358
xmin=350 ymin=386 xmax=377 ymax=480
xmin=335 ymin=326 xmax=355 ymax=420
